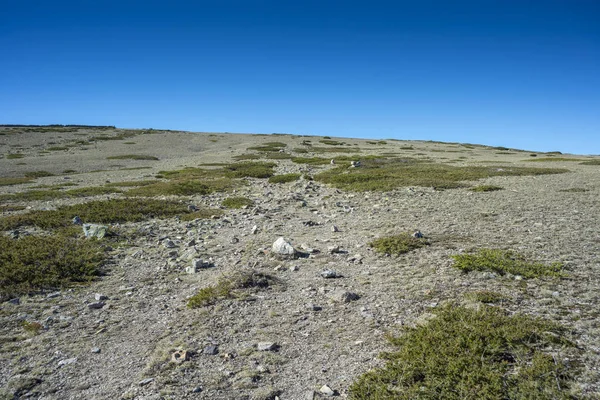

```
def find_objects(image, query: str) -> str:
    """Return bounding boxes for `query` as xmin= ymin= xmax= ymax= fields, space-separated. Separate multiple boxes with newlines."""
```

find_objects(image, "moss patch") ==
xmin=369 ymin=233 xmax=428 ymax=256
xmin=452 ymin=249 xmax=564 ymax=278
xmin=349 ymin=305 xmax=579 ymax=400
xmin=0 ymin=234 xmax=104 ymax=299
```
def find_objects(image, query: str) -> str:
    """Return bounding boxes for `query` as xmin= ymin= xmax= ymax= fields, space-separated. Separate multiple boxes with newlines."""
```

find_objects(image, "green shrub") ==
xmin=349 ymin=305 xmax=579 ymax=399
xmin=0 ymin=235 xmax=104 ymax=299
xmin=222 ymin=196 xmax=254 ymax=209
xmin=0 ymin=198 xmax=191 ymax=231
xmin=0 ymin=177 xmax=32 ymax=186
xmin=6 ymin=154 xmax=24 ymax=159
xmin=451 ymin=249 xmax=564 ymax=278
xmin=467 ymin=290 xmax=507 ymax=303
xmin=24 ymin=171 xmax=55 ymax=178
xmin=268 ymin=173 xmax=301 ymax=183
xmin=369 ymin=233 xmax=428 ymax=256
xmin=187 ymin=271 xmax=277 ymax=308
xmin=580 ymin=160 xmax=600 ymax=165
xmin=224 ymin=162 xmax=276 ymax=179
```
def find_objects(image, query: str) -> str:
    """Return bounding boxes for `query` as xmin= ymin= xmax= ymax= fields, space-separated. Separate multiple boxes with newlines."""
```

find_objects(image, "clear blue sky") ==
xmin=1 ymin=1 xmax=599 ymax=154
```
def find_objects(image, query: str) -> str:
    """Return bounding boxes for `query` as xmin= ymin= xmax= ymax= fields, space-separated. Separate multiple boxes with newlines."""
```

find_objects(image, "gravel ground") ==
xmin=1 ymin=127 xmax=599 ymax=399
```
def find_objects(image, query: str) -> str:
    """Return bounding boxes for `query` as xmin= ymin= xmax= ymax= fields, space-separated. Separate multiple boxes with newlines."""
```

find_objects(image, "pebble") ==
xmin=203 ymin=345 xmax=219 ymax=355
xmin=321 ymin=269 xmax=340 ymax=279
xmin=58 ymin=357 xmax=77 ymax=367
xmin=257 ymin=342 xmax=278 ymax=351
xmin=91 ymin=347 xmax=101 ymax=354
xmin=139 ymin=378 xmax=154 ymax=386
xmin=328 ymin=290 xmax=359 ymax=303
xmin=94 ymin=294 xmax=108 ymax=301
xmin=331 ymin=225 xmax=339 ymax=232
xmin=192 ymin=386 xmax=203 ymax=393
xmin=327 ymin=245 xmax=341 ymax=254
xmin=163 ymin=240 xmax=177 ymax=248
xmin=8 ymin=298 xmax=20 ymax=305
xmin=87 ymin=302 xmax=105 ymax=309
xmin=412 ymin=230 xmax=424 ymax=238
xmin=290 ymin=265 xmax=299 ymax=272
xmin=251 ymin=225 xmax=259 ymax=234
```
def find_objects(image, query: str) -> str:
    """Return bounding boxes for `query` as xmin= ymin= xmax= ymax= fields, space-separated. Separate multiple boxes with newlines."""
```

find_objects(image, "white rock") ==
xmin=272 ymin=237 xmax=296 ymax=256
xmin=319 ymin=385 xmax=335 ymax=396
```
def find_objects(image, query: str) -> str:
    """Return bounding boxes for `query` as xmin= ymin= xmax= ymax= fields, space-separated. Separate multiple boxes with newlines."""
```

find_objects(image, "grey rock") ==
xmin=308 ymin=304 xmax=322 ymax=311
xmin=83 ymin=224 xmax=108 ymax=239
xmin=203 ymin=345 xmax=219 ymax=355
xmin=290 ymin=265 xmax=299 ymax=272
xmin=251 ymin=225 xmax=259 ymax=234
xmin=72 ymin=216 xmax=82 ymax=225
xmin=321 ymin=269 xmax=340 ymax=279
xmin=272 ymin=237 xmax=296 ymax=257
xmin=87 ymin=302 xmax=105 ymax=309
xmin=139 ymin=378 xmax=154 ymax=386
xmin=327 ymin=245 xmax=341 ymax=254
xmin=163 ymin=240 xmax=177 ymax=248
xmin=331 ymin=225 xmax=339 ymax=232
xmin=91 ymin=347 xmax=101 ymax=354
xmin=9 ymin=230 xmax=19 ymax=239
xmin=8 ymin=298 xmax=20 ymax=305
xmin=192 ymin=386 xmax=203 ymax=393
xmin=257 ymin=342 xmax=278 ymax=351
xmin=412 ymin=230 xmax=424 ymax=238
xmin=328 ymin=290 xmax=359 ymax=303
xmin=94 ymin=294 xmax=108 ymax=301
xmin=350 ymin=160 xmax=361 ymax=168
xmin=188 ymin=204 xmax=198 ymax=212
xmin=58 ymin=357 xmax=77 ymax=367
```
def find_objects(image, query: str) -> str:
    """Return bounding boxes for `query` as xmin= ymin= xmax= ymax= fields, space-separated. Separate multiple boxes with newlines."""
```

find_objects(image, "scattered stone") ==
xmin=331 ymin=225 xmax=339 ymax=232
xmin=87 ymin=302 xmax=105 ymax=309
xmin=350 ymin=161 xmax=361 ymax=168
xmin=83 ymin=224 xmax=108 ymax=239
xmin=163 ymin=239 xmax=177 ymax=248
xmin=257 ymin=342 xmax=278 ymax=352
xmin=303 ymin=221 xmax=320 ymax=227
xmin=319 ymin=385 xmax=335 ymax=396
xmin=192 ymin=386 xmax=203 ymax=393
xmin=91 ymin=347 xmax=101 ymax=354
xmin=320 ymin=269 xmax=340 ymax=279
xmin=412 ymin=230 xmax=424 ymax=238
xmin=9 ymin=230 xmax=19 ymax=239
xmin=171 ymin=350 xmax=190 ymax=363
xmin=203 ymin=345 xmax=219 ymax=355
xmin=94 ymin=294 xmax=108 ymax=301
xmin=138 ymin=378 xmax=154 ymax=386
xmin=330 ymin=159 xmax=335 ymax=165
xmin=58 ymin=357 xmax=77 ymax=367
xmin=327 ymin=245 xmax=341 ymax=254
xmin=290 ymin=265 xmax=299 ymax=272
xmin=188 ymin=204 xmax=198 ymax=212
xmin=251 ymin=225 xmax=259 ymax=234
xmin=328 ymin=290 xmax=359 ymax=303
xmin=187 ymin=239 xmax=197 ymax=247
xmin=272 ymin=237 xmax=296 ymax=257
xmin=308 ymin=304 xmax=322 ymax=311
xmin=8 ymin=298 xmax=20 ymax=305
xmin=72 ymin=216 xmax=82 ymax=225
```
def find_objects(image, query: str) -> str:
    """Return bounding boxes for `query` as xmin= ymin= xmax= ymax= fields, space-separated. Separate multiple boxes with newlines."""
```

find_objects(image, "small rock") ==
xmin=82 ymin=224 xmax=108 ymax=239
xmin=272 ymin=237 xmax=296 ymax=257
xmin=187 ymin=239 xmax=196 ymax=247
xmin=203 ymin=345 xmax=219 ymax=355
xmin=192 ymin=386 xmax=203 ymax=393
xmin=331 ymin=225 xmax=339 ymax=232
xmin=171 ymin=350 xmax=190 ymax=363
xmin=58 ymin=357 xmax=77 ymax=367
xmin=330 ymin=159 xmax=335 ymax=165
xmin=251 ymin=225 xmax=259 ymax=234
xmin=91 ymin=347 xmax=101 ymax=354
xmin=320 ymin=269 xmax=340 ymax=279
xmin=72 ymin=216 xmax=82 ymax=225
xmin=290 ymin=265 xmax=299 ymax=272
xmin=350 ymin=161 xmax=361 ymax=168
xmin=87 ymin=302 xmax=105 ymax=309
xmin=412 ymin=230 xmax=424 ymax=238
xmin=188 ymin=204 xmax=198 ymax=212
xmin=94 ymin=294 xmax=108 ymax=301
xmin=257 ymin=342 xmax=278 ymax=352
xmin=9 ymin=230 xmax=19 ymax=239
xmin=308 ymin=304 xmax=322 ymax=311
xmin=163 ymin=239 xmax=177 ymax=248
xmin=328 ymin=290 xmax=359 ymax=303
xmin=138 ymin=378 xmax=154 ymax=386
xmin=327 ymin=245 xmax=341 ymax=254
xmin=319 ymin=385 xmax=335 ymax=396
xmin=8 ymin=298 xmax=20 ymax=305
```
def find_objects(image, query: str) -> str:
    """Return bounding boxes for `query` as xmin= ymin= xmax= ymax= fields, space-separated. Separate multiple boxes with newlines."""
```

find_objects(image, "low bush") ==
xmin=452 ymin=249 xmax=564 ymax=278
xmin=369 ymin=233 xmax=428 ymax=256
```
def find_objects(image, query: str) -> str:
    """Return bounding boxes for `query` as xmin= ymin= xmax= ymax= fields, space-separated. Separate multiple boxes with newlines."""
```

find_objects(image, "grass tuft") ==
xmin=349 ymin=305 xmax=579 ymax=400
xmin=187 ymin=271 xmax=278 ymax=308
xmin=452 ymin=249 xmax=564 ymax=278
xmin=222 ymin=196 xmax=254 ymax=209
xmin=369 ymin=233 xmax=428 ymax=256
xmin=268 ymin=173 xmax=301 ymax=184
xmin=470 ymin=185 xmax=503 ymax=192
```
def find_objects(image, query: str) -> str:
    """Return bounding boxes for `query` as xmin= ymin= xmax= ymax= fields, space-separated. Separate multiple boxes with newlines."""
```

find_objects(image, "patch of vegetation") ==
xmin=369 ymin=233 xmax=428 ymax=256
xmin=179 ymin=208 xmax=223 ymax=221
xmin=0 ymin=205 xmax=26 ymax=212
xmin=127 ymin=181 xmax=214 ymax=197
xmin=106 ymin=154 xmax=159 ymax=160
xmin=451 ymin=249 xmax=564 ymax=278
xmin=187 ymin=271 xmax=278 ymax=308
xmin=105 ymin=180 xmax=162 ymax=187
xmin=233 ymin=154 xmax=261 ymax=160
xmin=0 ymin=198 xmax=191 ymax=231
xmin=222 ymin=196 xmax=254 ymax=209
xmin=0 ymin=177 xmax=32 ymax=186
xmin=0 ymin=186 xmax=123 ymax=202
xmin=349 ymin=305 xmax=579 ymax=400
xmin=21 ymin=321 xmax=43 ymax=335
xmin=6 ymin=154 xmax=24 ymax=159
xmin=0 ymin=234 xmax=104 ymax=299
xmin=247 ymin=142 xmax=287 ymax=152
xmin=314 ymin=158 xmax=567 ymax=191
xmin=47 ymin=146 xmax=69 ymax=151
xmin=470 ymin=185 xmax=503 ymax=192
xmin=24 ymin=171 xmax=55 ymax=178
xmin=580 ymin=160 xmax=600 ymax=165
xmin=223 ymin=161 xmax=276 ymax=178
xmin=268 ymin=173 xmax=301 ymax=184
xmin=525 ymin=157 xmax=584 ymax=162
xmin=309 ymin=146 xmax=360 ymax=153
xmin=319 ymin=139 xmax=346 ymax=146
xmin=466 ymin=290 xmax=507 ymax=303
xmin=559 ymin=188 xmax=589 ymax=193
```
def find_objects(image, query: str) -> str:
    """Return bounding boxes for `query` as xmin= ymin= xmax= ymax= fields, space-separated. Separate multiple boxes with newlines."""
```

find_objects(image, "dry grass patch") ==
xmin=452 ymin=249 xmax=564 ymax=278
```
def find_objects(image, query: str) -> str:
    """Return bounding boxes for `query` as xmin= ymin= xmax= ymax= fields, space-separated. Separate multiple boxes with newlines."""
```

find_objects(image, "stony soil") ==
xmin=1 ymin=127 xmax=599 ymax=399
